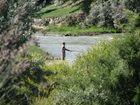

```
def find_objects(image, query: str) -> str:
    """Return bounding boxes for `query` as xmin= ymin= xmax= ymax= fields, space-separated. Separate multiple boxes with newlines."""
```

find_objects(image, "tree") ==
xmin=124 ymin=0 xmax=140 ymax=13
xmin=36 ymin=0 xmax=52 ymax=6
xmin=0 ymin=0 xmax=37 ymax=104
xmin=86 ymin=0 xmax=126 ymax=28
xmin=81 ymin=0 xmax=92 ymax=14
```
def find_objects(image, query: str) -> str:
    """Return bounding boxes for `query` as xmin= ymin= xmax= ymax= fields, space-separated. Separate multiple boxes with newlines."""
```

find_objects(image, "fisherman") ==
xmin=62 ymin=42 xmax=71 ymax=60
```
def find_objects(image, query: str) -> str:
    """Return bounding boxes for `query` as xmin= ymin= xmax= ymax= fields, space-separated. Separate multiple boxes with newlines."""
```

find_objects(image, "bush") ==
xmin=32 ymin=61 xmax=72 ymax=105
xmin=0 ymin=45 xmax=50 ymax=105
xmin=0 ymin=0 xmax=37 ymax=104
xmin=86 ymin=0 xmax=126 ymax=29
xmin=124 ymin=0 xmax=140 ymax=13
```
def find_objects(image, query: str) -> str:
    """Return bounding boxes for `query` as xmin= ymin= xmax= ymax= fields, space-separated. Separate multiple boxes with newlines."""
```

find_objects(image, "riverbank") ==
xmin=34 ymin=31 xmax=122 ymax=37
xmin=33 ymin=25 xmax=119 ymax=36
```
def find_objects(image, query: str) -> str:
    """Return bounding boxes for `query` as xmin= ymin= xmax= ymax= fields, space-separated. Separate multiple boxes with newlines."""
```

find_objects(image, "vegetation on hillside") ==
xmin=35 ymin=0 xmax=140 ymax=34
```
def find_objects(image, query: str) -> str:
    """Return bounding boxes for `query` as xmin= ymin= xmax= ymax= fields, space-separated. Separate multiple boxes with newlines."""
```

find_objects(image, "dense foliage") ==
xmin=0 ymin=0 xmax=48 ymax=104
xmin=86 ymin=0 xmax=140 ymax=29
xmin=87 ymin=0 xmax=126 ymax=28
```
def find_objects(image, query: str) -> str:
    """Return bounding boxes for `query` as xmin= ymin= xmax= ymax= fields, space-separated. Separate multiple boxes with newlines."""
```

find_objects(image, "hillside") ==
xmin=33 ymin=0 xmax=140 ymax=35
xmin=36 ymin=1 xmax=82 ymax=18
xmin=33 ymin=0 xmax=117 ymax=35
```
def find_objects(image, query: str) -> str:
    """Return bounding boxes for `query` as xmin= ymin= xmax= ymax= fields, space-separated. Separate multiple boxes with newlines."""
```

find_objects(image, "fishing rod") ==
xmin=70 ymin=50 xmax=83 ymax=52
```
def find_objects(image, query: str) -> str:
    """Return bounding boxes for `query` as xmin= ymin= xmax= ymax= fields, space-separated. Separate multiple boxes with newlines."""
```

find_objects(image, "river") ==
xmin=35 ymin=32 xmax=121 ymax=63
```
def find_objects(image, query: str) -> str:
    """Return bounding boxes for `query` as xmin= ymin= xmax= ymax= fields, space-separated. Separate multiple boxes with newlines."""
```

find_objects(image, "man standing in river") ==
xmin=62 ymin=42 xmax=71 ymax=60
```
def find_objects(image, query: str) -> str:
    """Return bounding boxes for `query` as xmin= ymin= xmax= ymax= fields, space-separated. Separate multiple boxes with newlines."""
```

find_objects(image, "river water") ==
xmin=35 ymin=33 xmax=120 ymax=63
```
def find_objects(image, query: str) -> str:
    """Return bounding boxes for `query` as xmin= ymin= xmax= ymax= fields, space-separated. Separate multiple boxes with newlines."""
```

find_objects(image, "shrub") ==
xmin=0 ymin=0 xmax=47 ymax=105
xmin=0 ymin=45 xmax=51 ymax=105
xmin=86 ymin=0 xmax=126 ymax=29
xmin=124 ymin=0 xmax=140 ymax=13
xmin=32 ymin=61 xmax=72 ymax=105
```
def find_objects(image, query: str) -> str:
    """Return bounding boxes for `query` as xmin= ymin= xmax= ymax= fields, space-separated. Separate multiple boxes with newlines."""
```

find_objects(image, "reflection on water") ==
xmin=35 ymin=33 xmax=119 ymax=63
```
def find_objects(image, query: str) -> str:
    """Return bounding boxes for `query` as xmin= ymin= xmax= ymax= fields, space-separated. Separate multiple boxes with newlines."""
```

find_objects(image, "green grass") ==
xmin=36 ymin=4 xmax=82 ymax=18
xmin=24 ymin=45 xmax=54 ymax=62
xmin=27 ymin=45 xmax=48 ymax=58
xmin=27 ymin=45 xmax=46 ymax=55
xmin=44 ymin=25 xmax=117 ymax=34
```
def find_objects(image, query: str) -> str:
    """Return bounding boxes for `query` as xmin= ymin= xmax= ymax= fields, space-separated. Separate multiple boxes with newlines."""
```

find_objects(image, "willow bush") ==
xmin=86 ymin=0 xmax=140 ymax=29
xmin=0 ymin=0 xmax=49 ymax=104
xmin=86 ymin=0 xmax=126 ymax=28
